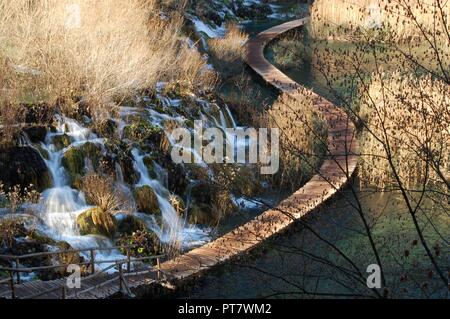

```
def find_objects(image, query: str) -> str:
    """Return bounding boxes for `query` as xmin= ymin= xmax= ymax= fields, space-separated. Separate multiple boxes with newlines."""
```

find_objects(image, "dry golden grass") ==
xmin=80 ymin=173 xmax=134 ymax=215
xmin=0 ymin=0 xmax=214 ymax=124
xmin=359 ymin=74 xmax=450 ymax=189
xmin=263 ymin=91 xmax=328 ymax=191
xmin=208 ymin=24 xmax=249 ymax=77
xmin=309 ymin=0 xmax=449 ymax=43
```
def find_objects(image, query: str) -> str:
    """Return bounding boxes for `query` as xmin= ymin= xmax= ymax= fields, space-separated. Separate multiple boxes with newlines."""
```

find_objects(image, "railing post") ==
xmin=61 ymin=285 xmax=67 ymax=299
xmin=90 ymin=249 xmax=95 ymax=275
xmin=9 ymin=272 xmax=15 ymax=299
xmin=156 ymin=257 xmax=161 ymax=280
xmin=15 ymin=258 xmax=20 ymax=284
xmin=126 ymin=248 xmax=131 ymax=273
xmin=118 ymin=262 xmax=123 ymax=293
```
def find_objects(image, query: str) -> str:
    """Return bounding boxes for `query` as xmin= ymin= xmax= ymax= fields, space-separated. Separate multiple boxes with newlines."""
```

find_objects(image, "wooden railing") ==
xmin=0 ymin=245 xmax=165 ymax=299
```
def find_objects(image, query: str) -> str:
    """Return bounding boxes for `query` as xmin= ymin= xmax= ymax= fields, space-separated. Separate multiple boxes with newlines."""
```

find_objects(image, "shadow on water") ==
xmin=175 ymin=3 xmax=449 ymax=299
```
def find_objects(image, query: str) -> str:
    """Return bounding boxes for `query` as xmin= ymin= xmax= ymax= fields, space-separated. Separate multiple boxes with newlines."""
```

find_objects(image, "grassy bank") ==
xmin=0 ymin=0 xmax=215 ymax=142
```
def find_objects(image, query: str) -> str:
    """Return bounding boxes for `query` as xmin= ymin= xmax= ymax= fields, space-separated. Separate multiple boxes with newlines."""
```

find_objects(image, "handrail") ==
xmin=0 ymin=255 xmax=165 ymax=273
xmin=0 ymin=242 xmax=165 ymax=299
xmin=0 ymin=244 xmax=137 ymax=260
xmin=24 ymin=255 xmax=165 ymax=299
xmin=0 ymin=253 xmax=165 ymax=299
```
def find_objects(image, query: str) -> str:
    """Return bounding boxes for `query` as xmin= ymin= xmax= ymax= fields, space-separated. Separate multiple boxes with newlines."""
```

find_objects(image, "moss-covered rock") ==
xmin=62 ymin=142 xmax=103 ymax=187
xmin=77 ymin=207 xmax=117 ymax=238
xmin=117 ymin=229 xmax=161 ymax=258
xmin=123 ymin=117 xmax=163 ymax=146
xmin=188 ymin=182 xmax=236 ymax=225
xmin=116 ymin=215 xmax=146 ymax=235
xmin=52 ymin=134 xmax=72 ymax=150
xmin=134 ymin=186 xmax=160 ymax=215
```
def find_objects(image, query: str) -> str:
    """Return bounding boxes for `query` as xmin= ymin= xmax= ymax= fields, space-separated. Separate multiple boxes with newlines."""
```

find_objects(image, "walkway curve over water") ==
xmin=158 ymin=17 xmax=359 ymax=285
xmin=0 ymin=18 xmax=359 ymax=299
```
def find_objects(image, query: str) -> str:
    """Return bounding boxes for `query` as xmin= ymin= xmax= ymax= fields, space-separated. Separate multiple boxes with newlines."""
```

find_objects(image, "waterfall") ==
xmin=154 ymin=162 xmax=169 ymax=189
xmin=36 ymin=116 xmax=121 ymax=264
xmin=115 ymin=162 xmax=125 ymax=184
xmin=225 ymin=105 xmax=237 ymax=129
xmin=131 ymin=149 xmax=210 ymax=248
xmin=39 ymin=118 xmax=94 ymax=238
xmin=132 ymin=148 xmax=183 ymax=244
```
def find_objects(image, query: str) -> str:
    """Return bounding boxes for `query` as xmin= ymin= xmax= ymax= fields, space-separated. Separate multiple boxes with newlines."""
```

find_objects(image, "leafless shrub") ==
xmin=80 ymin=173 xmax=133 ymax=215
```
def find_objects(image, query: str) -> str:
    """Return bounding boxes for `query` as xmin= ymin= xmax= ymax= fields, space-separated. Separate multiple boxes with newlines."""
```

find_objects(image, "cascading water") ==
xmin=30 ymin=96 xmax=240 ymax=255
xmin=36 ymin=116 xmax=121 ymax=263
xmin=131 ymin=148 xmax=210 ymax=249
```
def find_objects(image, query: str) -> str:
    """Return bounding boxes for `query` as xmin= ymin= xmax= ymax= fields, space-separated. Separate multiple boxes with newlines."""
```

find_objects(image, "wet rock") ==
xmin=52 ymin=134 xmax=72 ymax=151
xmin=77 ymin=207 xmax=117 ymax=238
xmin=143 ymin=156 xmax=158 ymax=179
xmin=123 ymin=117 xmax=163 ymax=147
xmin=158 ymin=154 xmax=189 ymax=195
xmin=104 ymin=141 xmax=139 ymax=185
xmin=188 ymin=204 xmax=218 ymax=226
xmin=116 ymin=215 xmax=146 ymax=235
xmin=119 ymin=152 xmax=139 ymax=185
xmin=22 ymin=125 xmax=47 ymax=143
xmin=117 ymin=229 xmax=161 ymax=257
xmin=0 ymin=146 xmax=52 ymax=192
xmin=61 ymin=142 xmax=103 ymax=187
xmin=34 ymin=144 xmax=50 ymax=160
xmin=133 ymin=186 xmax=160 ymax=215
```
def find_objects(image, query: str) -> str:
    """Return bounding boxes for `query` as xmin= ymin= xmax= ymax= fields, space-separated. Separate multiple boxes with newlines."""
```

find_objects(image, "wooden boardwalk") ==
xmin=0 ymin=17 xmax=358 ymax=299
xmin=158 ymin=17 xmax=359 ymax=284
xmin=0 ymin=254 xmax=164 ymax=299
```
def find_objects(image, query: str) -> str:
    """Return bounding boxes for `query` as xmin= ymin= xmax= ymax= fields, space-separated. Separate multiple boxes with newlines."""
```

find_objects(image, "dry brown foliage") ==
xmin=0 ymin=0 xmax=215 ymax=127
xmin=359 ymin=74 xmax=450 ymax=189
xmin=80 ymin=173 xmax=133 ymax=215
xmin=262 ymin=91 xmax=328 ymax=191
xmin=309 ymin=0 xmax=449 ymax=43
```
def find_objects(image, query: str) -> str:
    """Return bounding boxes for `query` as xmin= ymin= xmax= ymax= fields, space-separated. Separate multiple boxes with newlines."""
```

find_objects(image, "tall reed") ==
xmin=359 ymin=74 xmax=449 ymax=189
xmin=309 ymin=0 xmax=449 ymax=43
